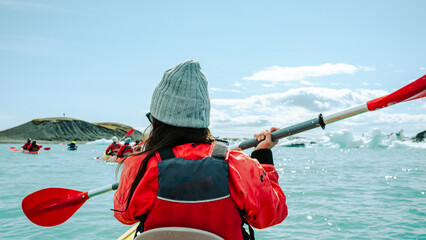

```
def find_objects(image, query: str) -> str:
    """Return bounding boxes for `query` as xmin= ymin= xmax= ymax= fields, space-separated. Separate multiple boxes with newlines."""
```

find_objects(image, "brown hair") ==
xmin=116 ymin=117 xmax=214 ymax=212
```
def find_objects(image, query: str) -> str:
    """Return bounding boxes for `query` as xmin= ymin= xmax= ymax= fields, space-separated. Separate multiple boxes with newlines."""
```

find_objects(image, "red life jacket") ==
xmin=112 ymin=143 xmax=121 ymax=150
xmin=109 ymin=143 xmax=121 ymax=154
xmin=142 ymin=141 xmax=245 ymax=240
xmin=118 ymin=144 xmax=133 ymax=157
xmin=22 ymin=142 xmax=31 ymax=150
xmin=28 ymin=144 xmax=40 ymax=152
xmin=122 ymin=144 xmax=132 ymax=154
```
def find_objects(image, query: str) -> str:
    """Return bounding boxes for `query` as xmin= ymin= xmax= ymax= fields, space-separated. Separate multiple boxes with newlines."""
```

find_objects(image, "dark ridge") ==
xmin=0 ymin=117 xmax=144 ymax=143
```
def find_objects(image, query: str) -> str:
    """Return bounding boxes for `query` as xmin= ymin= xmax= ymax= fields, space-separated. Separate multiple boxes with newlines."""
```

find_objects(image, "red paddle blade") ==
xmin=125 ymin=128 xmax=135 ymax=137
xmin=43 ymin=147 xmax=51 ymax=150
xmin=402 ymin=88 xmax=426 ymax=102
xmin=9 ymin=147 xmax=15 ymax=149
xmin=22 ymin=188 xmax=89 ymax=227
xmin=13 ymin=149 xmax=19 ymax=151
xmin=367 ymin=75 xmax=426 ymax=111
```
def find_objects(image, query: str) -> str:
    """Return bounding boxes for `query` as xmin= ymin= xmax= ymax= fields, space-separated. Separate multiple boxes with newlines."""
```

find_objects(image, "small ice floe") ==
xmin=307 ymin=216 xmax=312 ymax=220
xmin=86 ymin=139 xmax=112 ymax=145
xmin=279 ymin=137 xmax=314 ymax=148
xmin=317 ymin=128 xmax=425 ymax=149
xmin=324 ymin=129 xmax=363 ymax=148
xmin=389 ymin=140 xmax=426 ymax=149
xmin=384 ymin=176 xmax=397 ymax=179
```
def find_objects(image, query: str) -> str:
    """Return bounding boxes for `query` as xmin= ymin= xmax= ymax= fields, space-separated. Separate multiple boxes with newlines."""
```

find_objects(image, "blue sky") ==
xmin=1 ymin=0 xmax=425 ymax=138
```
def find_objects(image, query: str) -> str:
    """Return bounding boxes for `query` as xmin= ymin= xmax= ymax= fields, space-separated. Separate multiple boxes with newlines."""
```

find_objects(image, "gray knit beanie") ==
xmin=150 ymin=60 xmax=210 ymax=128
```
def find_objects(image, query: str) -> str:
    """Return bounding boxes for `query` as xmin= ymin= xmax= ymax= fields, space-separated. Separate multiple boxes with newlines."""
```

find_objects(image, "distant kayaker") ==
xmin=105 ymin=136 xmax=121 ymax=156
xmin=132 ymin=140 xmax=140 ymax=149
xmin=113 ymin=60 xmax=288 ymax=240
xmin=133 ymin=139 xmax=144 ymax=151
xmin=28 ymin=140 xmax=42 ymax=152
xmin=67 ymin=141 xmax=77 ymax=149
xmin=116 ymin=138 xmax=134 ymax=158
xmin=22 ymin=138 xmax=32 ymax=150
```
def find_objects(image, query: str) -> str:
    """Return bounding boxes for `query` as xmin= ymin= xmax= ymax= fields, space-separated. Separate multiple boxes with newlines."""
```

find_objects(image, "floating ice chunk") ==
xmin=325 ymin=129 xmax=363 ymax=148
xmin=86 ymin=139 xmax=112 ymax=145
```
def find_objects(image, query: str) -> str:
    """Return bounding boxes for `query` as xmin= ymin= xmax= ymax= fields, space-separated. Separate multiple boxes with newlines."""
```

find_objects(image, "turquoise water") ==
xmin=0 ymin=142 xmax=425 ymax=239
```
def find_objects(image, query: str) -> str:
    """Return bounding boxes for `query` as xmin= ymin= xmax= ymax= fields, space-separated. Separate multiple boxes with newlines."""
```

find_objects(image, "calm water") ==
xmin=0 ymin=142 xmax=425 ymax=239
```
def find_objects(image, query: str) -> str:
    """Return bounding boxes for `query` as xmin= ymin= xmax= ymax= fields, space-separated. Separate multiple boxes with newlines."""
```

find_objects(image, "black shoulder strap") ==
xmin=134 ymin=213 xmax=147 ymax=238
xmin=158 ymin=148 xmax=175 ymax=160
xmin=240 ymin=210 xmax=255 ymax=240
xmin=211 ymin=140 xmax=228 ymax=160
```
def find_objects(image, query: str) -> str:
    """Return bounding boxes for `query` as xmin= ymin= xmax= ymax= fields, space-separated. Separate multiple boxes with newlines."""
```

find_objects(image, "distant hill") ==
xmin=0 ymin=117 xmax=144 ymax=143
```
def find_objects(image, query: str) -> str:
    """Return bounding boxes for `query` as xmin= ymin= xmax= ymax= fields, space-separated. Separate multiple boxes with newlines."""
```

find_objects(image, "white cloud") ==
xmin=209 ymin=87 xmax=425 ymax=138
xmin=358 ymin=65 xmax=376 ymax=71
xmin=242 ymin=63 xmax=374 ymax=82
xmin=212 ymin=87 xmax=387 ymax=112
xmin=209 ymin=88 xmax=240 ymax=93
xmin=300 ymin=80 xmax=315 ymax=85
xmin=261 ymin=83 xmax=277 ymax=88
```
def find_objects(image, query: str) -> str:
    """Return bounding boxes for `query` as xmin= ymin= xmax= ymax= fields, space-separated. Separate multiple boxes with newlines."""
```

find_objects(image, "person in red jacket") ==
xmin=132 ymin=140 xmax=140 ymax=149
xmin=28 ymin=140 xmax=42 ymax=152
xmin=113 ymin=60 xmax=287 ymax=240
xmin=105 ymin=136 xmax=121 ymax=156
xmin=133 ymin=139 xmax=145 ymax=152
xmin=22 ymin=138 xmax=32 ymax=150
xmin=116 ymin=138 xmax=134 ymax=158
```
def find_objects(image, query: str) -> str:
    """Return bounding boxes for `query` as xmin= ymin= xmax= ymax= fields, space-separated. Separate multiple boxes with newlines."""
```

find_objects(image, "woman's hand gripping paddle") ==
xmin=95 ymin=128 xmax=135 ymax=159
xmin=22 ymin=183 xmax=118 ymax=227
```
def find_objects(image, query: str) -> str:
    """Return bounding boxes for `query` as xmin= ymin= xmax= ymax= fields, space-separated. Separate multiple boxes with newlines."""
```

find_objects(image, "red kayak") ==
xmin=101 ymin=152 xmax=124 ymax=163
xmin=21 ymin=148 xmax=40 ymax=154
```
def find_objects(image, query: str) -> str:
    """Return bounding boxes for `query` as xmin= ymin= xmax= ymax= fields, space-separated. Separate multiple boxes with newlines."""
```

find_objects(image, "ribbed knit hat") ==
xmin=150 ymin=60 xmax=210 ymax=128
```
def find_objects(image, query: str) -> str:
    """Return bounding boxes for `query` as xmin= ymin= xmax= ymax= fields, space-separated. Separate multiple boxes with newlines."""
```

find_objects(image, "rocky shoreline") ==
xmin=0 ymin=117 xmax=144 ymax=143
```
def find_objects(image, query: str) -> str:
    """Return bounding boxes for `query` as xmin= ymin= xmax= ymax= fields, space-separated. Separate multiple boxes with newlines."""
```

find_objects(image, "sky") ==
xmin=1 ymin=0 xmax=425 ymax=139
